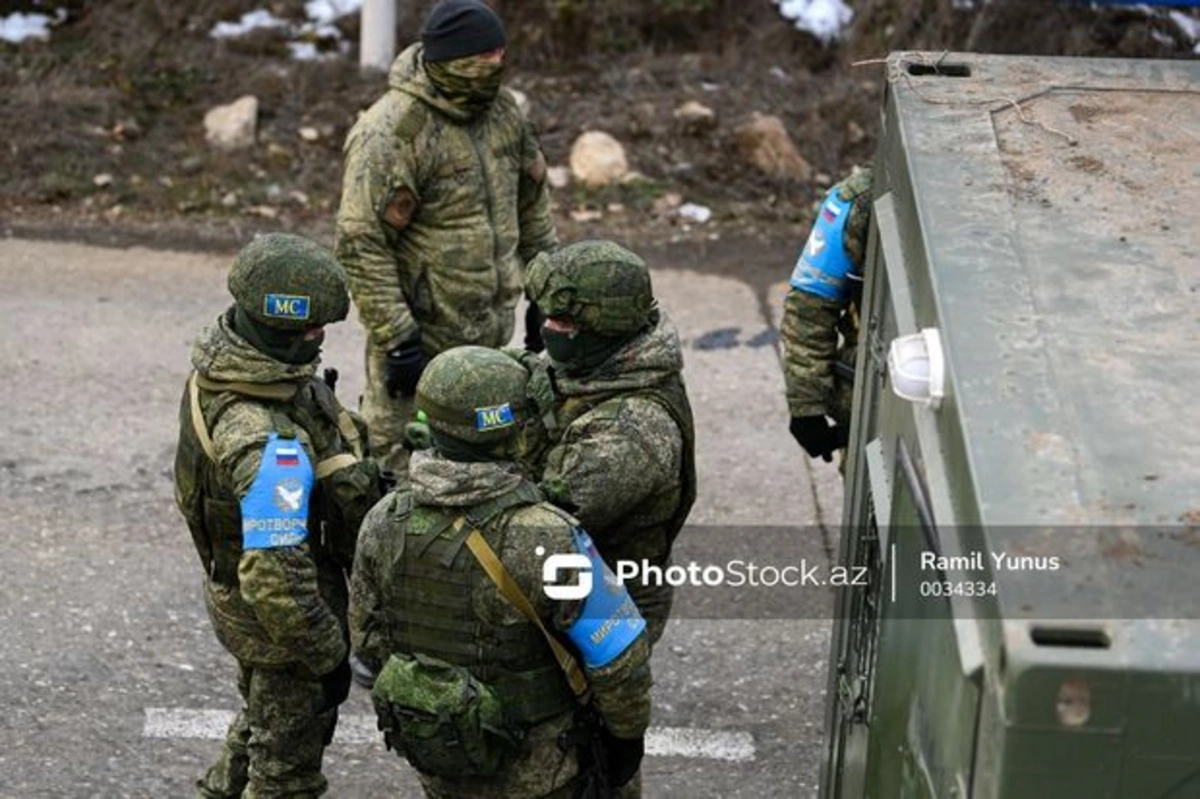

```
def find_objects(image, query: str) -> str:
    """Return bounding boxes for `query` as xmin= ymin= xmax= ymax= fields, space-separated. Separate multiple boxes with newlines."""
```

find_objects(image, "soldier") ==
xmin=780 ymin=168 xmax=874 ymax=462
xmin=349 ymin=346 xmax=651 ymax=798
xmin=174 ymin=233 xmax=384 ymax=798
xmin=518 ymin=240 xmax=697 ymax=648
xmin=335 ymin=0 xmax=557 ymax=472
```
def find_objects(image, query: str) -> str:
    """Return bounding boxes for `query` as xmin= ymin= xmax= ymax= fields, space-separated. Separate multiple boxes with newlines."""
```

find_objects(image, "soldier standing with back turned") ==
xmin=174 ymin=233 xmax=384 ymax=798
xmin=350 ymin=346 xmax=651 ymax=798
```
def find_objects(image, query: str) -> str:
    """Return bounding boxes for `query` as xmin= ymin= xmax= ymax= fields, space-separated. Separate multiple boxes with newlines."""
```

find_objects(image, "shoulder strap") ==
xmin=463 ymin=524 xmax=590 ymax=701
xmin=188 ymin=372 xmax=217 ymax=462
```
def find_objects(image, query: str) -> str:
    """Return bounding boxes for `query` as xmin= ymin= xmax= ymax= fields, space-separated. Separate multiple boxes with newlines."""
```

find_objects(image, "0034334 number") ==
xmin=918 ymin=580 xmax=997 ymax=598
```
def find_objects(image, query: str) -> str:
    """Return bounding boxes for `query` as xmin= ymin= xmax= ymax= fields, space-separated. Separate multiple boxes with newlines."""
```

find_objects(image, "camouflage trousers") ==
xmin=361 ymin=339 xmax=420 ymax=474
xmin=196 ymin=662 xmax=337 ymax=799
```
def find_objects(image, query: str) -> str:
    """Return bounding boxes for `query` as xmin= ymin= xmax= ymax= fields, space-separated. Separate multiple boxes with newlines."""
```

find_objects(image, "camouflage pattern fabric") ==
xmin=335 ymin=43 xmax=557 ymax=471
xmin=229 ymin=233 xmax=350 ymax=331
xmin=415 ymin=345 xmax=531 ymax=445
xmin=350 ymin=451 xmax=652 ymax=798
xmin=523 ymin=311 xmax=694 ymax=645
xmin=177 ymin=310 xmax=381 ymax=798
xmin=526 ymin=240 xmax=655 ymax=337
xmin=424 ymin=54 xmax=505 ymax=119
xmin=780 ymin=168 xmax=873 ymax=425
xmin=196 ymin=663 xmax=335 ymax=799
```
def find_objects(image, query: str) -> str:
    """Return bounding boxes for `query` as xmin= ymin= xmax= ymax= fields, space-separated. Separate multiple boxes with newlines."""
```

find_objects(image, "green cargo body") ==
xmin=823 ymin=52 xmax=1200 ymax=799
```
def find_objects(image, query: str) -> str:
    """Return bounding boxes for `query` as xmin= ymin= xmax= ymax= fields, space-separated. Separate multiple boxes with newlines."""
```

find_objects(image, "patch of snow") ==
xmin=777 ymin=0 xmax=853 ymax=44
xmin=210 ymin=10 xmax=289 ymax=39
xmin=1169 ymin=10 xmax=1200 ymax=43
xmin=288 ymin=41 xmax=322 ymax=61
xmin=0 ymin=12 xmax=54 ymax=44
xmin=305 ymin=0 xmax=362 ymax=26
xmin=212 ymin=4 xmax=358 ymax=60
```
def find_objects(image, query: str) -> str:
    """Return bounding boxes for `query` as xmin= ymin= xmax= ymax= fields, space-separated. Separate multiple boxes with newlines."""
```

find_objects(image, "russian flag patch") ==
xmin=276 ymin=446 xmax=301 ymax=467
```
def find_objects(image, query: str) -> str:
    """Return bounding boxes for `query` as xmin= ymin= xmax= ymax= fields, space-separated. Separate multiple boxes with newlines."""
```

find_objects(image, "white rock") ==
xmin=547 ymin=165 xmax=571 ymax=189
xmin=673 ymin=100 xmax=717 ymax=132
xmin=204 ymin=96 xmax=259 ymax=151
xmin=92 ymin=173 xmax=113 ymax=188
xmin=652 ymin=192 xmax=684 ymax=217
xmin=570 ymin=208 xmax=604 ymax=223
xmin=678 ymin=203 xmax=713 ymax=224
xmin=569 ymin=131 xmax=629 ymax=188
xmin=299 ymin=126 xmax=321 ymax=142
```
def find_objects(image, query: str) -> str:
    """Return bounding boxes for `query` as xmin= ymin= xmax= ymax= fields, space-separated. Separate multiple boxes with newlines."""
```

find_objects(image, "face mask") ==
xmin=232 ymin=305 xmax=322 ymax=365
xmin=542 ymin=327 xmax=626 ymax=376
xmin=425 ymin=55 xmax=505 ymax=117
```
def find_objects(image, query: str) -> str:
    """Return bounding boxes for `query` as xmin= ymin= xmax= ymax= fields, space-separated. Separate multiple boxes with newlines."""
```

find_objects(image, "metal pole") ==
xmin=360 ymin=0 xmax=396 ymax=72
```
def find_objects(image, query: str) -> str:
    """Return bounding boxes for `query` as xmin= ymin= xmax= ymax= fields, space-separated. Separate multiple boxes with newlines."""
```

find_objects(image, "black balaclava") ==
xmin=431 ymin=429 xmax=503 ymax=463
xmin=230 ymin=305 xmax=322 ymax=365
xmin=542 ymin=327 xmax=631 ymax=377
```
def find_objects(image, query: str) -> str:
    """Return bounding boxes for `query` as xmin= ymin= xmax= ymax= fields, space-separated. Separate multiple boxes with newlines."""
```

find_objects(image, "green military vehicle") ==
xmin=822 ymin=52 xmax=1200 ymax=798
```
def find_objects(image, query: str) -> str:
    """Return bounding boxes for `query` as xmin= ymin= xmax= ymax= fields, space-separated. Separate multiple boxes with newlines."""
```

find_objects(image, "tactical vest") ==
xmin=174 ymin=371 xmax=377 ymax=586
xmin=553 ymin=376 xmax=697 ymax=555
xmin=380 ymin=484 xmax=578 ymax=727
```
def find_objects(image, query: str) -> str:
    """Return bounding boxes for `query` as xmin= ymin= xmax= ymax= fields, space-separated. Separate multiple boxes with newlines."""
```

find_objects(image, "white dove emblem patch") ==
xmin=275 ymin=479 xmax=305 ymax=512
xmin=806 ymin=229 xmax=827 ymax=258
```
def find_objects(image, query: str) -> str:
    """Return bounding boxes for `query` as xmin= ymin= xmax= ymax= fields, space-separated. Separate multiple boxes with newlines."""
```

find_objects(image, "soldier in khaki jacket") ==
xmin=335 ymin=0 xmax=557 ymax=472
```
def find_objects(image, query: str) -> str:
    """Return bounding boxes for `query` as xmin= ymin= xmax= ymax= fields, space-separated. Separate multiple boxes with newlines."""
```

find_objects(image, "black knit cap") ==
xmin=421 ymin=0 xmax=506 ymax=63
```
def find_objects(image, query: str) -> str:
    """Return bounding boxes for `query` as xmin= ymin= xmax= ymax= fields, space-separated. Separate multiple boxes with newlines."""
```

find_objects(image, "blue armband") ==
xmin=789 ymin=189 xmax=857 ymax=301
xmin=240 ymin=433 xmax=314 ymax=550
xmin=564 ymin=528 xmax=646 ymax=668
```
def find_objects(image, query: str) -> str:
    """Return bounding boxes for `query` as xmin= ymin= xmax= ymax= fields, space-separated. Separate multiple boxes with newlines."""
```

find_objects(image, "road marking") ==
xmin=143 ymin=708 xmax=756 ymax=762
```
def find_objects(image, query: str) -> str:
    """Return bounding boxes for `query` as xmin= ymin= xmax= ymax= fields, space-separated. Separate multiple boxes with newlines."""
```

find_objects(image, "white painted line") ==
xmin=144 ymin=708 xmax=756 ymax=762
xmin=646 ymin=725 xmax=756 ymax=762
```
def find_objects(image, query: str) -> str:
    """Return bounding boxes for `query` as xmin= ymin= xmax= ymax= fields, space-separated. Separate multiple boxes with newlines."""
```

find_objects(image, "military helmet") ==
xmin=526 ymin=240 xmax=655 ymax=337
xmin=416 ymin=346 xmax=529 ymax=444
xmin=228 ymin=233 xmax=350 ymax=331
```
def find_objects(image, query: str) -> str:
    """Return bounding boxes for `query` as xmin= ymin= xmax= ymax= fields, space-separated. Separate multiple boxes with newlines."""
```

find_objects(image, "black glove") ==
xmin=316 ymin=656 xmax=352 ymax=715
xmin=524 ymin=302 xmax=545 ymax=353
xmin=601 ymin=730 xmax=645 ymax=788
xmin=790 ymin=415 xmax=845 ymax=462
xmin=383 ymin=338 xmax=426 ymax=399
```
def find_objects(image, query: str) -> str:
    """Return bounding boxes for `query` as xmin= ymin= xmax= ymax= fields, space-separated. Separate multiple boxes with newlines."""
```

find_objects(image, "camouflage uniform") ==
xmin=334 ymin=38 xmax=557 ymax=471
xmin=519 ymin=241 xmax=698 ymax=648
xmin=780 ymin=168 xmax=874 ymax=450
xmin=350 ymin=347 xmax=652 ymax=798
xmin=174 ymin=235 xmax=383 ymax=798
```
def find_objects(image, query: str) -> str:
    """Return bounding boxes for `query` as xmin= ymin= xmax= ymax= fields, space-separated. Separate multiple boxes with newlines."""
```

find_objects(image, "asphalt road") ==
xmin=0 ymin=236 xmax=843 ymax=798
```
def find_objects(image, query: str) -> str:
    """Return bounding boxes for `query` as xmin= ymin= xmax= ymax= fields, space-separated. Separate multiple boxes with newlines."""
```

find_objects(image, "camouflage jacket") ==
xmin=780 ymin=168 xmax=873 ymax=423
xmin=524 ymin=312 xmax=696 ymax=564
xmin=350 ymin=452 xmax=651 ymax=797
xmin=175 ymin=312 xmax=381 ymax=676
xmin=334 ymin=44 xmax=557 ymax=356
